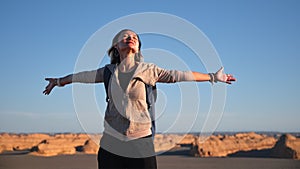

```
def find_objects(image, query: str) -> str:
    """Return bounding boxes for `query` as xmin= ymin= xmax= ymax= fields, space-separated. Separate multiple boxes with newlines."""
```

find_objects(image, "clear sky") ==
xmin=0 ymin=0 xmax=299 ymax=133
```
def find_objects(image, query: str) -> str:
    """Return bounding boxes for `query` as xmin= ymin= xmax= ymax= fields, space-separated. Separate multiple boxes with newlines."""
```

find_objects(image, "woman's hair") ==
xmin=107 ymin=29 xmax=143 ymax=64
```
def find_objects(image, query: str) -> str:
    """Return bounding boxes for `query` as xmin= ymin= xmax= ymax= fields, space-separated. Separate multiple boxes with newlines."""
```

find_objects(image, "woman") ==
xmin=43 ymin=29 xmax=236 ymax=169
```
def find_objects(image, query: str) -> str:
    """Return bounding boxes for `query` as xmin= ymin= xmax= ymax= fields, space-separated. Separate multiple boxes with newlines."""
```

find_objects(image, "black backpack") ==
xmin=103 ymin=64 xmax=157 ymax=136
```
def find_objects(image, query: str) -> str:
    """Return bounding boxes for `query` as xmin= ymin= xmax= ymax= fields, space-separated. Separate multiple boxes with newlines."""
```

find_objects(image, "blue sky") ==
xmin=0 ymin=0 xmax=299 ymax=133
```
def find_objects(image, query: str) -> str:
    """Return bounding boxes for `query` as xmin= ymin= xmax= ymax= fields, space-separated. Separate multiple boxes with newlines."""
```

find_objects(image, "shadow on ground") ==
xmin=228 ymin=148 xmax=273 ymax=158
xmin=158 ymin=147 xmax=191 ymax=156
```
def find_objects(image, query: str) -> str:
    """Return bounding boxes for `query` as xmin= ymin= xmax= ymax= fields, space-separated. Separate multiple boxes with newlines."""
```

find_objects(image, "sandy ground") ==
xmin=0 ymin=150 xmax=299 ymax=169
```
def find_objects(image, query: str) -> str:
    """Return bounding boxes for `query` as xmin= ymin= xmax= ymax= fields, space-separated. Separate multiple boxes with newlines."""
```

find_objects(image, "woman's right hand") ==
xmin=43 ymin=78 xmax=58 ymax=95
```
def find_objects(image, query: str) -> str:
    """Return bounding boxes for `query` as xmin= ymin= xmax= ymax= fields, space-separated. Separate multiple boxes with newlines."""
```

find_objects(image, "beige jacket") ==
xmin=72 ymin=62 xmax=195 ymax=140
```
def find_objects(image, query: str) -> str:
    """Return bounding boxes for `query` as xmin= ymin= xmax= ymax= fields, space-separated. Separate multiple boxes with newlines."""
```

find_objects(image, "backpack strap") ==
xmin=103 ymin=64 xmax=116 ymax=102
xmin=145 ymin=84 xmax=157 ymax=136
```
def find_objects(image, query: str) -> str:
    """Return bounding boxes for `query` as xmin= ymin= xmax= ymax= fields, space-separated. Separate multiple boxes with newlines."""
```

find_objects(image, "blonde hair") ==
xmin=107 ymin=29 xmax=143 ymax=64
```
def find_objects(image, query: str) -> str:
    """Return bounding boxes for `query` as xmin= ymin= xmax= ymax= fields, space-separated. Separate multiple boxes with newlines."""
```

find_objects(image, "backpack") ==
xmin=103 ymin=64 xmax=157 ymax=136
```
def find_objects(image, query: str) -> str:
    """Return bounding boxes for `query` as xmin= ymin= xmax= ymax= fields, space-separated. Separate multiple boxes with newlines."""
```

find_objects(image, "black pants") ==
xmin=98 ymin=147 xmax=157 ymax=169
xmin=98 ymin=134 xmax=157 ymax=169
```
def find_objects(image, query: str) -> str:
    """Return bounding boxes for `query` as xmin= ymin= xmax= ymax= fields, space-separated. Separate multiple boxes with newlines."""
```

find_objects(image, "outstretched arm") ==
xmin=192 ymin=67 xmax=236 ymax=84
xmin=156 ymin=66 xmax=236 ymax=85
xmin=43 ymin=68 xmax=104 ymax=95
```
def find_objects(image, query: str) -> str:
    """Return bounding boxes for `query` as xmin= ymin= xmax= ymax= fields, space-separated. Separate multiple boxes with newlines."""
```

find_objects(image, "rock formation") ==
xmin=1 ymin=132 xmax=299 ymax=159
xmin=154 ymin=134 xmax=183 ymax=152
xmin=30 ymin=139 xmax=77 ymax=156
xmin=0 ymin=133 xmax=100 ymax=156
xmin=192 ymin=132 xmax=277 ymax=157
xmin=270 ymin=134 xmax=300 ymax=159
xmin=0 ymin=133 xmax=50 ymax=152
xmin=81 ymin=139 xmax=100 ymax=154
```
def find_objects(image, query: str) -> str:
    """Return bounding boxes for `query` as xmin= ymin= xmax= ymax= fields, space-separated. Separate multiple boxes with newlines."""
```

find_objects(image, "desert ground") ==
xmin=0 ymin=150 xmax=299 ymax=169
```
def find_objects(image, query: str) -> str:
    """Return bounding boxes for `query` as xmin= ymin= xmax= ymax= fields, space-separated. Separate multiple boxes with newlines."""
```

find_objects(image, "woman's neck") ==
xmin=119 ymin=52 xmax=136 ymax=72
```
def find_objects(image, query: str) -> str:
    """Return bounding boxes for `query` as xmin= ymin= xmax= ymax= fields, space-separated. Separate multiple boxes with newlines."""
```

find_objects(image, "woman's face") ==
xmin=115 ymin=30 xmax=140 ymax=53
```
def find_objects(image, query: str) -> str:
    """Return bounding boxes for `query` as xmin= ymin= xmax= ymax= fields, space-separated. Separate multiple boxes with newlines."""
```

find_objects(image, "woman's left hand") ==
xmin=215 ymin=67 xmax=236 ymax=84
